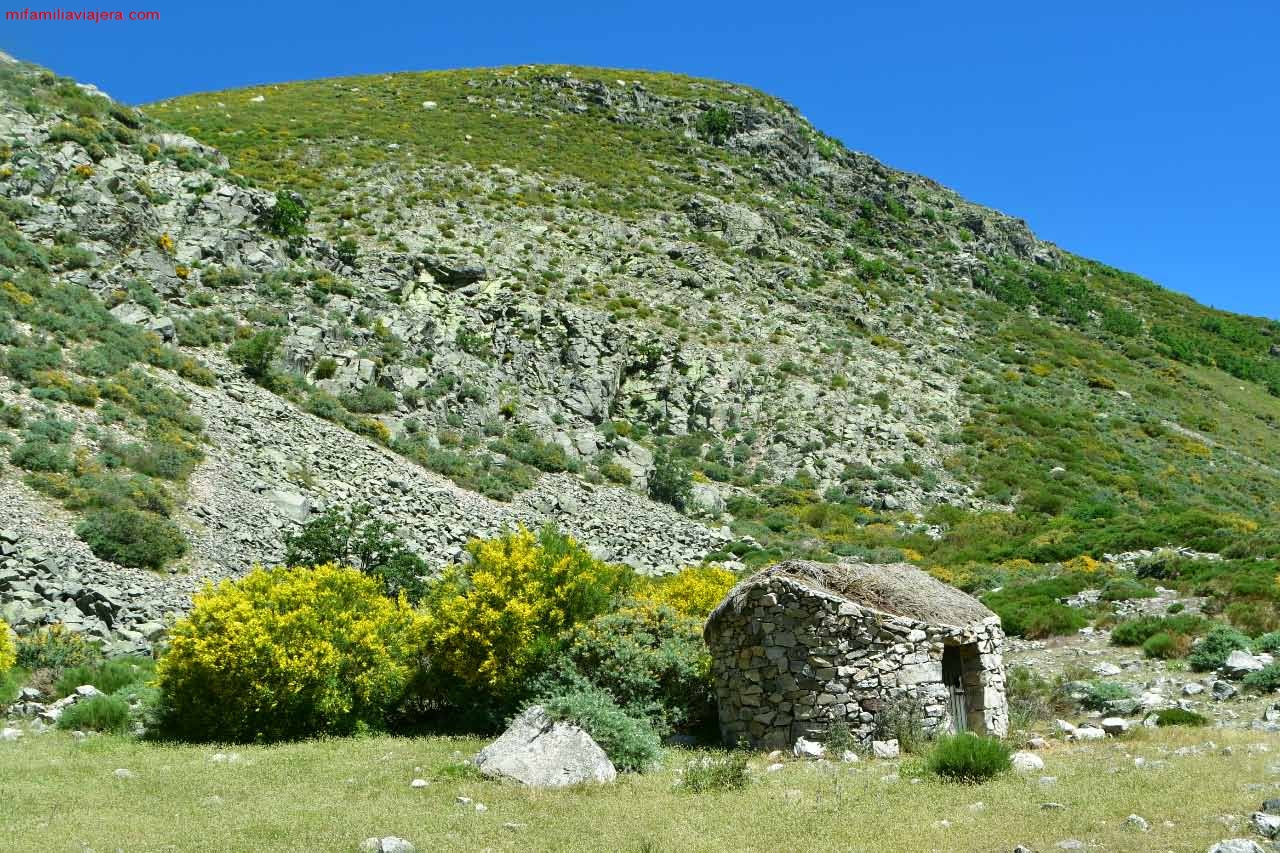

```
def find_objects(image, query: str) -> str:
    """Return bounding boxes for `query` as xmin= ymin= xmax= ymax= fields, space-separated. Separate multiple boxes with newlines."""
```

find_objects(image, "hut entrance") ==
xmin=943 ymin=643 xmax=980 ymax=734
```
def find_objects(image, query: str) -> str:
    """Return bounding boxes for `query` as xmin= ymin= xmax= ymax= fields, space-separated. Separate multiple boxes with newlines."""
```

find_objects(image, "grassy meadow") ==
xmin=1 ymin=727 xmax=1276 ymax=852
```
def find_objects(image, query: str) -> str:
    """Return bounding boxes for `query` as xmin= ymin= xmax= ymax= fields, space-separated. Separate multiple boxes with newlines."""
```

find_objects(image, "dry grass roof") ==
xmin=710 ymin=559 xmax=996 ymax=627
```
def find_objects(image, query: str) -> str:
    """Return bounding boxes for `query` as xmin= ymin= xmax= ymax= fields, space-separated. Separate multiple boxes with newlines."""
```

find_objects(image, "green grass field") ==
xmin=1 ymin=727 xmax=1275 ymax=852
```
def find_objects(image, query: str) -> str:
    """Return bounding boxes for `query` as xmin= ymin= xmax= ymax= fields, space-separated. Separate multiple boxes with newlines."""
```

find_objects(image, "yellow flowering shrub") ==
xmin=422 ymin=526 xmax=631 ymax=707
xmin=1063 ymin=554 xmax=1103 ymax=574
xmin=634 ymin=565 xmax=737 ymax=619
xmin=156 ymin=564 xmax=424 ymax=742
xmin=0 ymin=619 xmax=15 ymax=673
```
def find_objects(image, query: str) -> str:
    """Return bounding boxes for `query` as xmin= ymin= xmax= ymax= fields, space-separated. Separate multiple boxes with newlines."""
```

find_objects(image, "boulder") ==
xmin=1207 ymin=841 xmax=1265 ymax=853
xmin=1250 ymin=811 xmax=1280 ymax=839
xmin=1212 ymin=680 xmax=1238 ymax=702
xmin=473 ymin=706 xmax=616 ymax=787
xmin=1223 ymin=650 xmax=1265 ymax=679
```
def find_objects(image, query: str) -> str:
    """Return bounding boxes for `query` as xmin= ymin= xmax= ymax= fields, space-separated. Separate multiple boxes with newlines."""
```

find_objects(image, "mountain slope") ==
xmin=2 ymin=56 xmax=1277 ymax=647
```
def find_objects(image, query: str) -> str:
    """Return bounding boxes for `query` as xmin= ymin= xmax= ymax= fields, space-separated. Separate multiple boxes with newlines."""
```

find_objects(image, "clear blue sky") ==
xmin=6 ymin=1 xmax=1278 ymax=318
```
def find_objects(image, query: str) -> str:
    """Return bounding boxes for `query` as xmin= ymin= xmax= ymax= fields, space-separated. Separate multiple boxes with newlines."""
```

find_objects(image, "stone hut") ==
xmin=704 ymin=560 xmax=1008 ymax=749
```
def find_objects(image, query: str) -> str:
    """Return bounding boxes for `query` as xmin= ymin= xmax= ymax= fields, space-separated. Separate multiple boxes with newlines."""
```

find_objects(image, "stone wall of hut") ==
xmin=705 ymin=573 xmax=1009 ymax=749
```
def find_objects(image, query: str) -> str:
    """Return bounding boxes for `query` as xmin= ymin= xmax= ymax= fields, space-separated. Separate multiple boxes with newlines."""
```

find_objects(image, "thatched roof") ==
xmin=709 ymin=559 xmax=996 ymax=628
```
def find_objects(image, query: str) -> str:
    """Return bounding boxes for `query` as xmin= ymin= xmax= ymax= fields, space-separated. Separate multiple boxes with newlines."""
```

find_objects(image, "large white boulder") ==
xmin=473 ymin=706 xmax=616 ymax=788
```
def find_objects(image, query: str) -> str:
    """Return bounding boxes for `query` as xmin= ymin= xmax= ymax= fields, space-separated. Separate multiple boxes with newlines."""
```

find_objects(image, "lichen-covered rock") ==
xmin=474 ymin=706 xmax=617 ymax=787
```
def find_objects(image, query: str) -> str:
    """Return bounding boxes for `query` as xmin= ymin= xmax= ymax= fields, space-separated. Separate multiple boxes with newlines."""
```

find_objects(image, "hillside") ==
xmin=1 ymin=55 xmax=1278 ymax=647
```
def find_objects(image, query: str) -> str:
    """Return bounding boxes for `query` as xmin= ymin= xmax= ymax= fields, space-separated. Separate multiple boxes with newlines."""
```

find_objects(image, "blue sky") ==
xmin=5 ymin=1 xmax=1278 ymax=318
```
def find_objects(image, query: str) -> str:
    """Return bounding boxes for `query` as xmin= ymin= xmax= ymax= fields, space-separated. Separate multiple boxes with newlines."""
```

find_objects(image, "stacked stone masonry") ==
xmin=705 ymin=572 xmax=1008 ymax=749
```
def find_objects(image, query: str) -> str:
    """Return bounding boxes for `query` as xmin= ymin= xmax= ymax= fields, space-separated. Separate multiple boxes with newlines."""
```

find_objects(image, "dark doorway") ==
xmin=942 ymin=644 xmax=968 ymax=733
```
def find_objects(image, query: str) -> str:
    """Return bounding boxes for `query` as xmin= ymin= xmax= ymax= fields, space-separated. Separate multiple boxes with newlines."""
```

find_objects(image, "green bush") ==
xmin=1080 ymin=680 xmax=1132 ymax=711
xmin=1188 ymin=625 xmax=1252 ymax=672
xmin=260 ymin=190 xmax=310 ymax=237
xmin=15 ymin=625 xmax=100 ymax=674
xmin=540 ymin=687 xmax=661 ymax=772
xmin=1242 ymin=662 xmax=1280 ymax=693
xmin=648 ymin=448 xmax=692 ymax=511
xmin=54 ymin=656 xmax=154 ymax=699
xmin=155 ymin=565 xmax=425 ymax=743
xmin=227 ymin=330 xmax=281 ymax=385
xmin=57 ymin=694 xmax=130 ymax=733
xmin=1110 ymin=614 xmax=1207 ymax=646
xmin=76 ymin=507 xmax=187 ymax=570
xmin=677 ymin=750 xmax=751 ymax=793
xmin=1254 ymin=631 xmax=1280 ymax=654
xmin=1099 ymin=576 xmax=1155 ymax=601
xmin=536 ymin=602 xmax=714 ymax=736
xmin=339 ymin=384 xmax=397 ymax=414
xmin=284 ymin=504 xmax=428 ymax=601
xmin=1152 ymin=707 xmax=1208 ymax=727
xmin=925 ymin=733 xmax=1012 ymax=783
xmin=1142 ymin=632 xmax=1182 ymax=659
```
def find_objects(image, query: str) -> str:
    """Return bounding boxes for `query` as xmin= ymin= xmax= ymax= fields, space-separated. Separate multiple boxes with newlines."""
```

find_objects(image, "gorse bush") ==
xmin=536 ymin=602 xmax=714 ymax=736
xmin=57 ymin=694 xmax=130 ymax=733
xmin=925 ymin=733 xmax=1012 ymax=783
xmin=1188 ymin=625 xmax=1252 ymax=672
xmin=284 ymin=504 xmax=428 ymax=601
xmin=156 ymin=565 xmax=425 ymax=742
xmin=634 ymin=565 xmax=736 ymax=618
xmin=15 ymin=624 xmax=99 ymax=674
xmin=540 ymin=687 xmax=661 ymax=772
xmin=421 ymin=526 xmax=631 ymax=713
xmin=0 ymin=619 xmax=15 ymax=673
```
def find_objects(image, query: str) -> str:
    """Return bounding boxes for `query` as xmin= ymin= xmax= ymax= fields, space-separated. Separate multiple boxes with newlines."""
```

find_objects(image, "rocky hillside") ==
xmin=2 ymin=55 xmax=1279 ymax=649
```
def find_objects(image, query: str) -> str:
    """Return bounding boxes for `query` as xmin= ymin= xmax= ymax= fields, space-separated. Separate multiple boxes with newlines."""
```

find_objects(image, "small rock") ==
xmin=1072 ymin=726 xmax=1106 ymax=741
xmin=1026 ymin=737 xmax=1048 ymax=750
xmin=1042 ymin=802 xmax=1066 ymax=810
xmin=359 ymin=837 xmax=415 ymax=853
xmin=872 ymin=739 xmax=900 ymax=760
xmin=0 ymin=727 xmax=21 ymax=742
xmin=793 ymin=736 xmax=825 ymax=759
xmin=1093 ymin=662 xmax=1122 ymax=677
xmin=1184 ymin=682 xmax=1206 ymax=696
xmin=1012 ymin=751 xmax=1045 ymax=773
xmin=840 ymin=750 xmax=859 ymax=763
xmin=474 ymin=803 xmax=488 ymax=813
xmin=1056 ymin=841 xmax=1086 ymax=850
xmin=409 ymin=779 xmax=428 ymax=789
xmin=1125 ymin=814 xmax=1150 ymax=832
xmin=766 ymin=762 xmax=785 ymax=773
xmin=1100 ymin=717 xmax=1129 ymax=736
xmin=112 ymin=768 xmax=134 ymax=780
xmin=455 ymin=796 xmax=472 ymax=805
